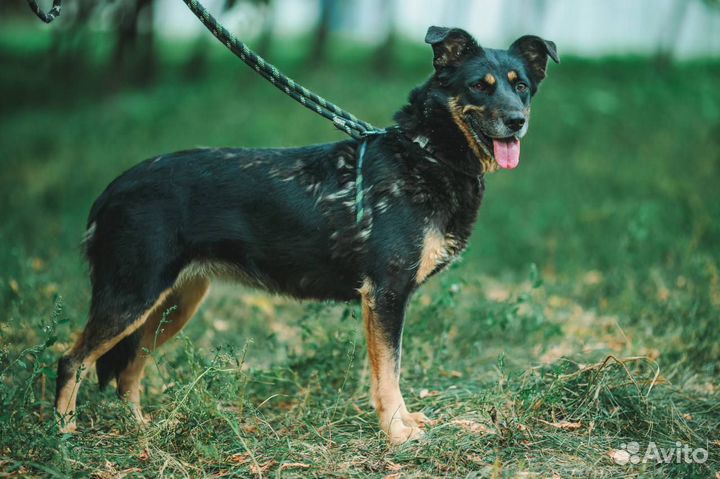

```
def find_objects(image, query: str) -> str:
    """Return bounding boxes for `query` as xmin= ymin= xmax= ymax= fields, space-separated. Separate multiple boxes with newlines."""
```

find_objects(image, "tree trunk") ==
xmin=310 ymin=0 xmax=335 ymax=65
xmin=655 ymin=0 xmax=691 ymax=67
xmin=256 ymin=1 xmax=275 ymax=56
xmin=114 ymin=0 xmax=155 ymax=85
xmin=373 ymin=0 xmax=397 ymax=74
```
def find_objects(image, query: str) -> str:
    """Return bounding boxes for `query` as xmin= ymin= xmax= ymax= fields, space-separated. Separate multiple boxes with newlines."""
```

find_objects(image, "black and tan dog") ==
xmin=55 ymin=26 xmax=558 ymax=444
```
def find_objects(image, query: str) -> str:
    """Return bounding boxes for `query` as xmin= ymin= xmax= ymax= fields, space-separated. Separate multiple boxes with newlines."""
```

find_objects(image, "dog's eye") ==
xmin=515 ymin=82 xmax=528 ymax=93
xmin=472 ymin=82 xmax=487 ymax=91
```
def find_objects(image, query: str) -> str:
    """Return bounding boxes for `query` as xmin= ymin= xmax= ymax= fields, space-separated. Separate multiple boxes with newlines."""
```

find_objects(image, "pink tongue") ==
xmin=492 ymin=138 xmax=521 ymax=169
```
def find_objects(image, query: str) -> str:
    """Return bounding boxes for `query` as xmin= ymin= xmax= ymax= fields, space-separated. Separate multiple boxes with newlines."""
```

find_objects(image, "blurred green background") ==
xmin=1 ymin=0 xmax=719 ymax=477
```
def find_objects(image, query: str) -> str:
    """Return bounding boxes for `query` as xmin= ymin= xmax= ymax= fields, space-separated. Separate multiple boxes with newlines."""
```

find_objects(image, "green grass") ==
xmin=1 ymin=30 xmax=719 ymax=478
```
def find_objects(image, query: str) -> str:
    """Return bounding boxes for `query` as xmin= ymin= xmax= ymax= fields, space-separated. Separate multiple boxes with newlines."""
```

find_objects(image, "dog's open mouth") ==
xmin=467 ymin=116 xmax=521 ymax=170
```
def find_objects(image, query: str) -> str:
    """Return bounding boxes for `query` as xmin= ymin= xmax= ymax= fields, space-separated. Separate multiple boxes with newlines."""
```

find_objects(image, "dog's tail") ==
xmin=96 ymin=332 xmax=141 ymax=390
xmin=82 ymin=185 xmax=113 ymax=259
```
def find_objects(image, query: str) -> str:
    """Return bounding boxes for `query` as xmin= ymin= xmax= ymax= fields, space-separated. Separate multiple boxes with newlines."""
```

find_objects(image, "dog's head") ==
xmin=425 ymin=26 xmax=559 ymax=172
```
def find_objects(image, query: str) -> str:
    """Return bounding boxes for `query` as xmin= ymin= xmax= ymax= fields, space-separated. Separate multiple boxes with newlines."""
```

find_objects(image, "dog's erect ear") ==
xmin=509 ymin=35 xmax=559 ymax=86
xmin=425 ymin=26 xmax=481 ymax=70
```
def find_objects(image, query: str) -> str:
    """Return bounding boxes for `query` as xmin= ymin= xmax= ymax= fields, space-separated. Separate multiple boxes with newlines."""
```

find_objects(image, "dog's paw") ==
xmin=56 ymin=411 xmax=77 ymax=434
xmin=402 ymin=410 xmax=431 ymax=428
xmin=58 ymin=421 xmax=77 ymax=434
xmin=128 ymin=404 xmax=150 ymax=426
xmin=133 ymin=412 xmax=151 ymax=427
xmin=388 ymin=420 xmax=425 ymax=445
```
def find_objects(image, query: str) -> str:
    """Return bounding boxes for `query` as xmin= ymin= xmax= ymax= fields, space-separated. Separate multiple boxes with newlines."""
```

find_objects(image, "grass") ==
xmin=1 ymin=28 xmax=719 ymax=478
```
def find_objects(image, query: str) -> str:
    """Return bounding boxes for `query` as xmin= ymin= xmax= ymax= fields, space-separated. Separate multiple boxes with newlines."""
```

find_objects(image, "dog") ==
xmin=55 ymin=26 xmax=558 ymax=444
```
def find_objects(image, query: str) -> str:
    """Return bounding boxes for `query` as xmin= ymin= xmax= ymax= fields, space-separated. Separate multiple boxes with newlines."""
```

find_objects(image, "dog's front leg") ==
xmin=359 ymin=280 xmax=429 ymax=444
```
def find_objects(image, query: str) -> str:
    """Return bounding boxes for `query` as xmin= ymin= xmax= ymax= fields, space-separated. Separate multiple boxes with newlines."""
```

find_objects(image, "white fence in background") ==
xmin=155 ymin=0 xmax=720 ymax=58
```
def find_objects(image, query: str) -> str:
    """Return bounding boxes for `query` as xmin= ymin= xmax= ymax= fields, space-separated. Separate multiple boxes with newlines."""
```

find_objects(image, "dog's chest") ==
xmin=415 ymin=227 xmax=468 ymax=284
xmin=414 ymin=176 xmax=484 ymax=284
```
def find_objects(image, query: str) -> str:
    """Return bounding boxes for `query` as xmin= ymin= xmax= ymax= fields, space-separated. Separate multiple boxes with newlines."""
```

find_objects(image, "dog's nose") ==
xmin=504 ymin=115 xmax=526 ymax=132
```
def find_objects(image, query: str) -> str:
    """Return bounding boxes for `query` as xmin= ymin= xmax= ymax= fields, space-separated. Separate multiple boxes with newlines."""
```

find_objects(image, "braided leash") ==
xmin=27 ymin=0 xmax=62 ymax=23
xmin=183 ymin=0 xmax=383 ymax=140
xmin=24 ymin=0 xmax=383 ymax=140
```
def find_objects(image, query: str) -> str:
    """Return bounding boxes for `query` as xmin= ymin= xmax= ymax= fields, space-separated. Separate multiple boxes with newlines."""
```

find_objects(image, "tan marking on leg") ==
xmin=55 ymin=288 xmax=173 ymax=431
xmin=484 ymin=73 xmax=496 ymax=86
xmin=141 ymin=277 xmax=210 ymax=350
xmin=507 ymin=70 xmax=518 ymax=82
xmin=360 ymin=280 xmax=424 ymax=444
xmin=117 ymin=277 xmax=210 ymax=423
xmin=359 ymin=278 xmax=379 ymax=408
xmin=55 ymin=366 xmax=85 ymax=433
xmin=117 ymin=355 xmax=148 ymax=424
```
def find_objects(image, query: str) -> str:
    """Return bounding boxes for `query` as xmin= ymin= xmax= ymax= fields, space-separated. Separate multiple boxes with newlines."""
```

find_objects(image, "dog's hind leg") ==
xmin=54 ymin=288 xmax=173 ymax=433
xmin=116 ymin=276 xmax=210 ymax=423
xmin=359 ymin=279 xmax=428 ymax=444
